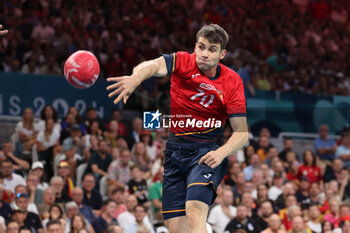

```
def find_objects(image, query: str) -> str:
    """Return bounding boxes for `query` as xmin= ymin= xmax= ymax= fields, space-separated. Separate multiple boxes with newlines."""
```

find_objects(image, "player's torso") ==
xmin=169 ymin=56 xmax=232 ymax=133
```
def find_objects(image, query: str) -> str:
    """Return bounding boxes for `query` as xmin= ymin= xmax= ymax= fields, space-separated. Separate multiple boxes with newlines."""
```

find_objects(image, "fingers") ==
xmin=107 ymin=77 xmax=124 ymax=82
xmin=106 ymin=81 xmax=123 ymax=91
xmin=113 ymin=89 xmax=129 ymax=104
xmin=108 ymin=87 xmax=123 ymax=98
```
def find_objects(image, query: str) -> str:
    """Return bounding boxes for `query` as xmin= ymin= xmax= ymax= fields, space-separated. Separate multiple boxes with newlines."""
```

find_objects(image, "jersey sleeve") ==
xmin=162 ymin=51 xmax=193 ymax=76
xmin=226 ymin=74 xmax=247 ymax=117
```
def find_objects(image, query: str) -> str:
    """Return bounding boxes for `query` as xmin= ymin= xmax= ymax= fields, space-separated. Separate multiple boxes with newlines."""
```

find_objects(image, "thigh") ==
xmin=186 ymin=157 xmax=229 ymax=205
xmin=162 ymin=149 xmax=187 ymax=220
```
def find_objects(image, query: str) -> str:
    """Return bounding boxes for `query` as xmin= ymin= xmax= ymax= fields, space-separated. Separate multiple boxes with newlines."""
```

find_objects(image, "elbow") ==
xmin=242 ymin=131 xmax=249 ymax=145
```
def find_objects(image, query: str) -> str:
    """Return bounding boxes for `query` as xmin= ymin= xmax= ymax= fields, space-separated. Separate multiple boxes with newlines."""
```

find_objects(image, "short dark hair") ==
xmin=196 ymin=24 xmax=229 ymax=50
xmin=46 ymin=219 xmax=61 ymax=229
xmin=111 ymin=187 xmax=125 ymax=195
xmin=19 ymin=226 xmax=32 ymax=233
xmin=103 ymin=199 xmax=117 ymax=207
xmin=0 ymin=159 xmax=12 ymax=166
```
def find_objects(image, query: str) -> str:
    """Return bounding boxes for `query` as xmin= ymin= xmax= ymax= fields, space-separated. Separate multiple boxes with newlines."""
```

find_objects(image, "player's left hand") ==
xmin=198 ymin=150 xmax=225 ymax=169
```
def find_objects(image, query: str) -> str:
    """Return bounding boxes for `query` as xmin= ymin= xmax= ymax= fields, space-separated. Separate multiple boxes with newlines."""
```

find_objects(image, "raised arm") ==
xmin=106 ymin=56 xmax=168 ymax=104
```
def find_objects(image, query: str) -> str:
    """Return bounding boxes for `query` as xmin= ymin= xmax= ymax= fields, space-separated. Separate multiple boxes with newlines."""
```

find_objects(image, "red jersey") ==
xmin=163 ymin=52 xmax=246 ymax=142
xmin=297 ymin=165 xmax=323 ymax=183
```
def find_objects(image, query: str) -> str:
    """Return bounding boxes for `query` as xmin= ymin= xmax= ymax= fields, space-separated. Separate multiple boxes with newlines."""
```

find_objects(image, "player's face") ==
xmin=195 ymin=36 xmax=226 ymax=72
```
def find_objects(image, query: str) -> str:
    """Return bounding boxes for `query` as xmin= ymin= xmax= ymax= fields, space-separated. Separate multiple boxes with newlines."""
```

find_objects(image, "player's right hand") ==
xmin=0 ymin=24 xmax=8 ymax=36
xmin=106 ymin=75 xmax=140 ymax=104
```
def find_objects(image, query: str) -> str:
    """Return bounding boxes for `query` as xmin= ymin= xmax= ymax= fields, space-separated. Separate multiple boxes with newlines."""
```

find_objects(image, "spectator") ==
xmin=107 ymin=109 xmax=127 ymax=137
xmin=1 ymin=142 xmax=30 ymax=174
xmin=254 ymin=200 xmax=274 ymax=231
xmin=25 ymin=172 xmax=43 ymax=205
xmin=140 ymin=131 xmax=157 ymax=161
xmin=297 ymin=150 xmax=323 ymax=184
xmin=295 ymin=176 xmax=310 ymax=206
xmin=50 ymin=176 xmax=71 ymax=204
xmin=225 ymin=205 xmax=260 ymax=233
xmin=323 ymin=198 xmax=340 ymax=225
xmin=104 ymin=120 xmax=119 ymax=148
xmin=0 ymin=184 xmax=12 ymax=223
xmin=46 ymin=219 xmax=63 ymax=233
xmin=324 ymin=158 xmax=344 ymax=183
xmin=37 ymin=187 xmax=56 ymax=220
xmin=42 ymin=204 xmax=64 ymax=230
xmin=109 ymin=187 xmax=127 ymax=219
xmin=11 ymin=190 xmax=39 ymax=216
xmin=127 ymin=165 xmax=149 ymax=205
xmin=278 ymin=138 xmax=294 ymax=163
xmin=83 ymin=120 xmax=103 ymax=150
xmin=288 ymin=215 xmax=310 ymax=233
xmin=56 ymin=161 xmax=76 ymax=200
xmin=261 ymin=213 xmax=285 ymax=233
xmin=268 ymin=172 xmax=284 ymax=201
xmin=208 ymin=189 xmax=236 ymax=233
xmin=85 ymin=139 xmax=112 ymax=184
xmin=64 ymin=202 xmax=94 ymax=233
xmin=232 ymin=172 xmax=246 ymax=206
xmin=307 ymin=204 xmax=322 ymax=233
xmin=37 ymin=105 xmax=61 ymax=133
xmin=117 ymin=195 xmax=152 ymax=230
xmin=243 ymin=154 xmax=261 ymax=181
xmin=31 ymin=161 xmax=48 ymax=190
xmin=91 ymin=200 xmax=118 ymax=233
xmin=107 ymin=149 xmax=133 ymax=189
xmin=71 ymin=187 xmax=95 ymax=223
xmin=70 ymin=214 xmax=92 ymax=233
xmin=15 ymin=107 xmax=39 ymax=154
xmin=62 ymin=124 xmax=86 ymax=178
xmin=314 ymin=124 xmax=337 ymax=161
xmin=1 ymin=160 xmax=26 ymax=193
xmin=12 ymin=204 xmax=43 ymax=233
xmin=275 ymin=183 xmax=296 ymax=210
xmin=81 ymin=174 xmax=102 ymax=216
xmin=6 ymin=221 xmax=19 ymax=233
xmin=83 ymin=107 xmax=105 ymax=133
xmin=149 ymin=167 xmax=163 ymax=221
xmin=36 ymin=119 xmax=61 ymax=178
xmin=336 ymin=134 xmax=350 ymax=168
xmin=123 ymin=205 xmax=154 ymax=233
xmin=132 ymin=142 xmax=152 ymax=180
xmin=126 ymin=117 xmax=142 ymax=149
xmin=31 ymin=17 xmax=54 ymax=44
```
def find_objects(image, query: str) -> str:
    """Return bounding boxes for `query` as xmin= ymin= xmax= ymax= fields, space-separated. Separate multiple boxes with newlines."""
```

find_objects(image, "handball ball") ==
xmin=64 ymin=50 xmax=100 ymax=89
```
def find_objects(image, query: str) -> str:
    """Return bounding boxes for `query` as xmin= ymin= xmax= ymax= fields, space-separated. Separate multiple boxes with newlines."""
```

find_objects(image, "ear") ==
xmin=220 ymin=49 xmax=227 ymax=60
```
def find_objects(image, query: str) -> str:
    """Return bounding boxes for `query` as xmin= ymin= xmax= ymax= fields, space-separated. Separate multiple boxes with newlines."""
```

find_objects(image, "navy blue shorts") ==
xmin=162 ymin=141 xmax=229 ymax=220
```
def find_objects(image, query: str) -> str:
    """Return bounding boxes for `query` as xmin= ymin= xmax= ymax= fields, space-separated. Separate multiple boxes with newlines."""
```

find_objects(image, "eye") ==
xmin=199 ymin=45 xmax=205 ymax=50
xmin=209 ymin=47 xmax=217 ymax=52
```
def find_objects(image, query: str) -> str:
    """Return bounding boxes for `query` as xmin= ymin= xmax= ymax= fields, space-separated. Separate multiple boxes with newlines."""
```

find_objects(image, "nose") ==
xmin=202 ymin=49 xmax=209 ymax=58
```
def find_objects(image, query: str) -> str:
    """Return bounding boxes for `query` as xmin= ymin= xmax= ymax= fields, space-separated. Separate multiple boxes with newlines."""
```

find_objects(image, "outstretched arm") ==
xmin=0 ymin=25 xmax=8 ymax=36
xmin=199 ymin=117 xmax=249 ymax=168
xmin=107 ymin=56 xmax=168 ymax=104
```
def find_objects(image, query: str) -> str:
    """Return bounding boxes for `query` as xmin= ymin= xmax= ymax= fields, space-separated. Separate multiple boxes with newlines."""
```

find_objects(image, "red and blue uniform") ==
xmin=161 ymin=51 xmax=246 ymax=220
xmin=164 ymin=51 xmax=246 ymax=143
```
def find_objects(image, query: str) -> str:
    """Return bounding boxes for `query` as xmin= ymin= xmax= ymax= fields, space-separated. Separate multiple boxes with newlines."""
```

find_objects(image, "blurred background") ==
xmin=0 ymin=1 xmax=350 ymax=233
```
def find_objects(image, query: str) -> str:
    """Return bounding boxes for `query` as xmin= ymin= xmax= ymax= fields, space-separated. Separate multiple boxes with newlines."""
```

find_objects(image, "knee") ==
xmin=165 ymin=220 xmax=182 ymax=233
xmin=186 ymin=201 xmax=208 ymax=228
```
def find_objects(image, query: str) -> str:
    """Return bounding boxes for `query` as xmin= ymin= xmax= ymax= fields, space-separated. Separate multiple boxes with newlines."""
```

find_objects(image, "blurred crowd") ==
xmin=0 ymin=104 xmax=349 ymax=233
xmin=1 ymin=0 xmax=350 ymax=233
xmin=2 ymin=0 xmax=350 ymax=98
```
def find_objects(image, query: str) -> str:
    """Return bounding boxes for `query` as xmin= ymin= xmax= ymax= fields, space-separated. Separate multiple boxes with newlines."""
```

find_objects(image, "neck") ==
xmin=102 ymin=212 xmax=111 ymax=222
xmin=202 ymin=65 xmax=218 ymax=78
